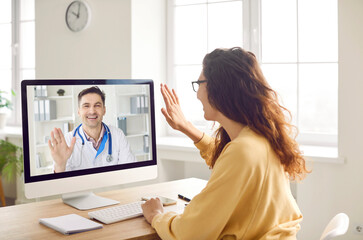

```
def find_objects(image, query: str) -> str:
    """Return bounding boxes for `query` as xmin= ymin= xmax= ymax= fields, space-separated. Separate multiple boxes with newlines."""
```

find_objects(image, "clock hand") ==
xmin=72 ymin=11 xmax=78 ymax=17
xmin=77 ymin=2 xmax=81 ymax=18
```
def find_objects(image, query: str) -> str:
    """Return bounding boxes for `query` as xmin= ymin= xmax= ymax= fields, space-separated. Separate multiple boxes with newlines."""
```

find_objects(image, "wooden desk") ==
xmin=0 ymin=178 xmax=207 ymax=240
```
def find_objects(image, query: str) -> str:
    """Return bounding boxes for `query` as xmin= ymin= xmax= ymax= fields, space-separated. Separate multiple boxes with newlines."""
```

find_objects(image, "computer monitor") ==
xmin=21 ymin=79 xmax=157 ymax=210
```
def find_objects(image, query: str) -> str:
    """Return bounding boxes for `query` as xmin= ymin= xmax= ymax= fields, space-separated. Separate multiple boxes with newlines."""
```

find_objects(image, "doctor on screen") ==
xmin=48 ymin=86 xmax=136 ymax=173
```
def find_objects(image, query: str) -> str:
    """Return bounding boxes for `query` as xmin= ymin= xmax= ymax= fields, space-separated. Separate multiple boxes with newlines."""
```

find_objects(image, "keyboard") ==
xmin=88 ymin=201 xmax=144 ymax=224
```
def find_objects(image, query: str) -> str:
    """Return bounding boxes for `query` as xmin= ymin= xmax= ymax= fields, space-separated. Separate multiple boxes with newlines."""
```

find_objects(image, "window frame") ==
xmin=11 ymin=0 xmax=21 ymax=126
xmin=4 ymin=0 xmax=35 ymax=127
xmin=167 ymin=0 xmax=338 ymax=147
xmin=166 ymin=0 xmax=249 ymax=137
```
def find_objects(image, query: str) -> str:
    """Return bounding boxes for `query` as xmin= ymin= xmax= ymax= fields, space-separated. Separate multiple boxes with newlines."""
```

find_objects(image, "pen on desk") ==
xmin=178 ymin=194 xmax=191 ymax=202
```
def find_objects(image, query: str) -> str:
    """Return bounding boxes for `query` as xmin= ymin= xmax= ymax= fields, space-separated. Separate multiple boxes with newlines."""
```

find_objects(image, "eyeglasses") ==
xmin=191 ymin=80 xmax=207 ymax=92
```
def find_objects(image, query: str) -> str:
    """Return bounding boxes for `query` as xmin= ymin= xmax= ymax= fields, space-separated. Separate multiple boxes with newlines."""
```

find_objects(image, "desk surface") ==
xmin=0 ymin=178 xmax=207 ymax=240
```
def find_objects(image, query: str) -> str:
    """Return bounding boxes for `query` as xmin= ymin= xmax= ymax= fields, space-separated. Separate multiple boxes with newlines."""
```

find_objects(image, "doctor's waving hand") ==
xmin=48 ymin=86 xmax=136 ymax=173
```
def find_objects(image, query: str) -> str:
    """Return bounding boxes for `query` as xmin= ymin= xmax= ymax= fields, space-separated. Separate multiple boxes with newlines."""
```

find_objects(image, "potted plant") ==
xmin=0 ymin=139 xmax=23 ymax=183
xmin=0 ymin=140 xmax=23 ymax=206
xmin=0 ymin=90 xmax=15 ymax=129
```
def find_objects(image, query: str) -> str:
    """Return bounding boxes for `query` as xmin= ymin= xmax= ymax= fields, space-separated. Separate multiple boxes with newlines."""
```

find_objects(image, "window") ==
xmin=0 ymin=0 xmax=35 ymax=126
xmin=169 ymin=0 xmax=244 ymax=130
xmin=260 ymin=0 xmax=338 ymax=146
xmin=168 ymin=0 xmax=338 ymax=147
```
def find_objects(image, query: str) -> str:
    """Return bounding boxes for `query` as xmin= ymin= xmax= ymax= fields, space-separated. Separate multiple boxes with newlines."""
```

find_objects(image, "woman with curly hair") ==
xmin=142 ymin=47 xmax=309 ymax=240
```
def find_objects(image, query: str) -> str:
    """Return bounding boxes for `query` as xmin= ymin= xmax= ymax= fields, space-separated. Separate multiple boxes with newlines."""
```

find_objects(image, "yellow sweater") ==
xmin=152 ymin=127 xmax=302 ymax=240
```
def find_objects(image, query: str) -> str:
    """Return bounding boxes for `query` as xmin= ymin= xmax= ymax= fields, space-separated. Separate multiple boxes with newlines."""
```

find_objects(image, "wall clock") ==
xmin=65 ymin=1 xmax=91 ymax=32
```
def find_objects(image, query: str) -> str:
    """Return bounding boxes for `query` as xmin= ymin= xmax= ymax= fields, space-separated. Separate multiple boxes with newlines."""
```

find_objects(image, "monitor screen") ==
xmin=21 ymin=79 xmax=157 ymax=209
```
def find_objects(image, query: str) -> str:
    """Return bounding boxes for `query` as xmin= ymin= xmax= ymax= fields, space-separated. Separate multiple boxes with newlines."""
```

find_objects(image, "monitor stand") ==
xmin=62 ymin=191 xmax=119 ymax=210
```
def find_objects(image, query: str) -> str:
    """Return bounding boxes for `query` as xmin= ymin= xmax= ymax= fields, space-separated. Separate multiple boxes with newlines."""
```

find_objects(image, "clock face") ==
xmin=66 ymin=1 xmax=90 ymax=32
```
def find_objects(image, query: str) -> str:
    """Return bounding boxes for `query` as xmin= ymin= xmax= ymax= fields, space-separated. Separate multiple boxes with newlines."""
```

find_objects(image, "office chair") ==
xmin=320 ymin=213 xmax=349 ymax=240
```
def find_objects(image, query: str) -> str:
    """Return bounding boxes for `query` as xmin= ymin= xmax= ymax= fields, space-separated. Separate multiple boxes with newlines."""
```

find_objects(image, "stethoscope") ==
xmin=72 ymin=122 xmax=113 ymax=167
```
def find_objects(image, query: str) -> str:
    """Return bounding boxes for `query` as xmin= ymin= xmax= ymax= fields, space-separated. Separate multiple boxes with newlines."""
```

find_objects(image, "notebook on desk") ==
xmin=39 ymin=214 xmax=103 ymax=235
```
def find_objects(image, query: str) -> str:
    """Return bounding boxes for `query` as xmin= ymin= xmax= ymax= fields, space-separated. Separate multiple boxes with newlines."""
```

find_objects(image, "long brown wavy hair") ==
xmin=203 ymin=47 xmax=309 ymax=181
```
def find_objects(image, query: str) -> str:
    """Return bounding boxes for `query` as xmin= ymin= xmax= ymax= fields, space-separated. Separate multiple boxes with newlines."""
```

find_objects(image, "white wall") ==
xmin=297 ymin=0 xmax=363 ymax=239
xmin=36 ymin=0 xmax=133 ymax=79
xmin=130 ymin=0 xmax=167 ymax=137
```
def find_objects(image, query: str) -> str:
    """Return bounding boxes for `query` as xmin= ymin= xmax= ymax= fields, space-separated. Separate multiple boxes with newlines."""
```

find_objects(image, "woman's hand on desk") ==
xmin=142 ymin=198 xmax=164 ymax=224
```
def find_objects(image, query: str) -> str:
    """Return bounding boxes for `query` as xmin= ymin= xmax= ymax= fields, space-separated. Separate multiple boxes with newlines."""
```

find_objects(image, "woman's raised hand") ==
xmin=160 ymin=83 xmax=204 ymax=143
xmin=160 ymin=83 xmax=189 ymax=132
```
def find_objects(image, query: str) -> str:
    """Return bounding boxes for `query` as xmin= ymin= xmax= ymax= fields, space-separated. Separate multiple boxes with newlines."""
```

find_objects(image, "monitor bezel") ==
xmin=21 ymin=79 xmax=157 ymax=184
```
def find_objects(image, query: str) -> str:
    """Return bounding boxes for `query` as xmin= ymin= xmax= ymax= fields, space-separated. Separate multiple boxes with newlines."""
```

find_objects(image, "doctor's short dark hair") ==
xmin=78 ymin=86 xmax=106 ymax=106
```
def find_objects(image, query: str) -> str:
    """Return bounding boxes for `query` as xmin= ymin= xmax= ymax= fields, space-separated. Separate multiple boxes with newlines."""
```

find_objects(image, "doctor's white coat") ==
xmin=63 ymin=124 xmax=136 ymax=171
